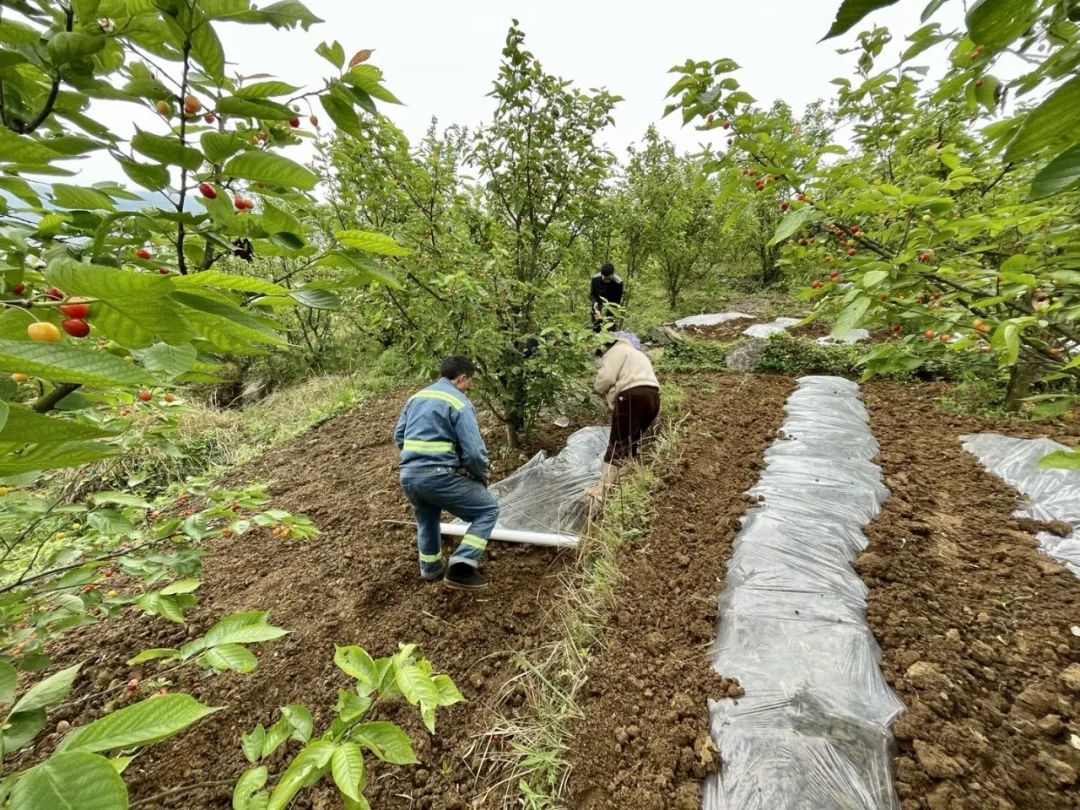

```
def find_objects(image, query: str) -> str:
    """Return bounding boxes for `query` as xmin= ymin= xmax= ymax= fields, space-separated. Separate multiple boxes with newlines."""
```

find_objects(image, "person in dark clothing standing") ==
xmin=589 ymin=262 xmax=624 ymax=333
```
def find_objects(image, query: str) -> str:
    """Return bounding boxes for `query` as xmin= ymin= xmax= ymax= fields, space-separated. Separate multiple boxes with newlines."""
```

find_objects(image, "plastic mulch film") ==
xmin=742 ymin=317 xmax=801 ymax=338
xmin=961 ymin=433 xmax=1080 ymax=577
xmin=675 ymin=312 xmax=752 ymax=328
xmin=704 ymin=376 xmax=903 ymax=810
xmin=448 ymin=426 xmax=608 ymax=539
xmin=816 ymin=328 xmax=871 ymax=345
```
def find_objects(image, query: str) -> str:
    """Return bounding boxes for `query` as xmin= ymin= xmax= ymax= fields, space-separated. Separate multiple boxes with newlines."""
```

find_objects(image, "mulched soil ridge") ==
xmin=858 ymin=381 xmax=1080 ymax=810
xmin=565 ymin=373 xmax=795 ymax=810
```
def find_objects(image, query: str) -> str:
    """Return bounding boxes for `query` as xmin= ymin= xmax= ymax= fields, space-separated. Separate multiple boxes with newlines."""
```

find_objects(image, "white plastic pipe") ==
xmin=439 ymin=521 xmax=579 ymax=549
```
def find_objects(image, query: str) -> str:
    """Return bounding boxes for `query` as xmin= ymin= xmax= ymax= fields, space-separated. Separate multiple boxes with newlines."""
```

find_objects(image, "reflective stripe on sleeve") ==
xmin=409 ymin=390 xmax=465 ymax=410
xmin=403 ymin=439 xmax=455 ymax=453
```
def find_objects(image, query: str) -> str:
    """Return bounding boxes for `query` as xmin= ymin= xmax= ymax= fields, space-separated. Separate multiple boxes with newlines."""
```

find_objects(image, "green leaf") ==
xmin=0 ymin=128 xmax=63 ymax=165
xmin=126 ymin=648 xmax=183 ymax=665
xmin=334 ymin=691 xmax=372 ymax=724
xmin=174 ymin=270 xmax=288 ymax=296
xmin=316 ymin=40 xmax=344 ymax=69
xmin=47 ymin=31 xmax=106 ymax=64
xmin=334 ymin=645 xmax=378 ymax=689
xmin=0 ymin=661 xmax=16 ymax=705
xmin=132 ymin=130 xmax=203 ymax=171
xmin=289 ymin=288 xmax=340 ymax=310
xmin=281 ymin=704 xmax=313 ymax=742
xmin=11 ymin=663 xmax=82 ymax=714
xmin=201 ymin=610 xmax=289 ymax=648
xmin=860 ymin=269 xmax=890 ymax=289
xmin=135 ymin=342 xmax=198 ymax=378
xmin=267 ymin=740 xmax=335 ymax=810
xmin=395 ymin=662 xmax=440 ymax=708
xmin=59 ymin=693 xmax=220 ymax=754
xmin=91 ymin=491 xmax=153 ymax=509
xmin=160 ymin=579 xmax=201 ymax=595
xmin=822 ymin=0 xmax=900 ymax=39
xmin=1 ymin=709 xmax=47 ymax=753
xmin=351 ymin=721 xmax=417 ymax=765
xmin=242 ymin=725 xmax=266 ymax=763
xmin=216 ymin=96 xmax=295 ymax=120
xmin=136 ymin=592 xmax=194 ymax=623
xmin=335 ymin=230 xmax=408 ymax=257
xmin=331 ymin=742 xmax=365 ymax=802
xmin=172 ymin=292 xmax=285 ymax=352
xmin=311 ymin=250 xmax=401 ymax=288
xmin=922 ymin=0 xmax=949 ymax=21
xmin=1029 ymin=140 xmax=1080 ymax=199
xmin=1038 ymin=449 xmax=1080 ymax=470
xmin=966 ymin=0 xmax=1038 ymax=50
xmin=201 ymin=132 xmax=246 ymax=163
xmin=269 ymin=231 xmax=306 ymax=251
xmin=432 ymin=674 xmax=464 ymax=707
xmin=832 ymin=295 xmax=872 ymax=337
xmin=975 ymin=75 xmax=1001 ymax=111
xmin=235 ymin=81 xmax=302 ymax=98
xmin=222 ymin=151 xmax=318 ymax=191
xmin=204 ymin=644 xmax=259 ymax=674
xmin=320 ymin=88 xmax=362 ymax=139
xmin=52 ymin=184 xmax=115 ymax=210
xmin=991 ymin=322 xmax=1021 ymax=364
xmin=9 ymin=752 xmax=126 ymax=810
xmin=767 ymin=207 xmax=823 ymax=247
xmin=233 ymin=766 xmax=269 ymax=810
xmin=342 ymin=66 xmax=401 ymax=105
xmin=118 ymin=158 xmax=171 ymax=192
xmin=0 ymin=441 xmax=118 ymax=475
xmin=0 ymin=403 xmax=115 ymax=444
xmin=45 ymin=261 xmax=186 ymax=349
xmin=191 ymin=18 xmax=226 ymax=81
xmin=1005 ymin=75 xmax=1080 ymax=161
xmin=234 ymin=0 xmax=322 ymax=30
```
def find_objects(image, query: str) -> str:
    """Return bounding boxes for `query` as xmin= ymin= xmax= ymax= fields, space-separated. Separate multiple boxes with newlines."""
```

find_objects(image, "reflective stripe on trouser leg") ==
xmin=402 ymin=481 xmax=444 ymax=577
xmin=449 ymin=534 xmax=487 ymax=567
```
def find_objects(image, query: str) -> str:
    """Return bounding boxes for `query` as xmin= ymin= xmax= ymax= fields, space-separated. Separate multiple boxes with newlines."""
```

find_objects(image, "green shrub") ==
xmin=756 ymin=334 xmax=864 ymax=377
xmin=653 ymin=338 xmax=735 ymax=372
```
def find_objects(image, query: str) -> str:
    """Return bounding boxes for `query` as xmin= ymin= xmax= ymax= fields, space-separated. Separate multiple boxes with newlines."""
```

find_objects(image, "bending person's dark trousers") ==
xmin=604 ymin=385 xmax=660 ymax=464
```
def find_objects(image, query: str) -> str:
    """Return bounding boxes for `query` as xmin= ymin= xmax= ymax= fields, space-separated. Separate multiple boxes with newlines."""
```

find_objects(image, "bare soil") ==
xmin=35 ymin=392 xmax=586 ymax=809
xmin=565 ymin=373 xmax=795 ymax=809
xmin=23 ymin=375 xmax=1080 ymax=810
xmin=858 ymin=381 xmax=1080 ymax=810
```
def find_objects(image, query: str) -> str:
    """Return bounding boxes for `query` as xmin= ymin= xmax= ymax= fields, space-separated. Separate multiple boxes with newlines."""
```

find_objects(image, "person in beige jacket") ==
xmin=586 ymin=331 xmax=661 ymax=499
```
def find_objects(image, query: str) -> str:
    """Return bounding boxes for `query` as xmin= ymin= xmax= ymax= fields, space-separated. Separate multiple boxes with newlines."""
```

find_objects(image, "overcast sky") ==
xmin=74 ymin=0 xmax=968 ymax=185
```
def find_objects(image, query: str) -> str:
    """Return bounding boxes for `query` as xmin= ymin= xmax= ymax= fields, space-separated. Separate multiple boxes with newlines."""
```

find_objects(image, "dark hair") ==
xmin=440 ymin=355 xmax=475 ymax=380
xmin=600 ymin=262 xmax=615 ymax=277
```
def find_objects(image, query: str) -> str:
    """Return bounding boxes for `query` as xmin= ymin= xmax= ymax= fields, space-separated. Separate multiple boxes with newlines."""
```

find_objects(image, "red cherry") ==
xmin=289 ymin=116 xmax=300 ymax=128
xmin=199 ymin=183 xmax=217 ymax=199
xmin=46 ymin=287 xmax=64 ymax=301
xmin=136 ymin=248 xmax=151 ymax=260
xmin=138 ymin=390 xmax=152 ymax=402
xmin=204 ymin=112 xmax=216 ymax=124
xmin=59 ymin=301 xmax=89 ymax=318
xmin=11 ymin=283 xmax=25 ymax=295
xmin=61 ymin=319 xmax=90 ymax=338
xmin=125 ymin=679 xmax=139 ymax=692
xmin=158 ymin=268 xmax=171 ymax=275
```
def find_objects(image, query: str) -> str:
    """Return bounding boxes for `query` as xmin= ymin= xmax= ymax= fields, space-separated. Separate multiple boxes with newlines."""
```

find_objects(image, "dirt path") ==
xmin=858 ymin=382 xmax=1080 ymax=810
xmin=565 ymin=373 xmax=794 ymax=809
xmin=44 ymin=391 xmax=586 ymax=809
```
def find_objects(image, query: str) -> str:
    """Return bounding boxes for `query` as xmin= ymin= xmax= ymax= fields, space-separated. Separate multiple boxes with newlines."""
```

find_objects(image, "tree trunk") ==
xmin=1003 ymin=360 xmax=1040 ymax=411
xmin=760 ymin=245 xmax=780 ymax=286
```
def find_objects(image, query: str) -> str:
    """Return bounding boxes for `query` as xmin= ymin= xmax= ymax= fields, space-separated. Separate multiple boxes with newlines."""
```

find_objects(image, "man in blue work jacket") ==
xmin=394 ymin=355 xmax=498 ymax=590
